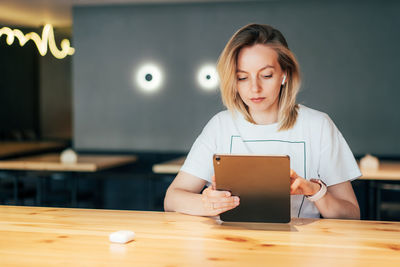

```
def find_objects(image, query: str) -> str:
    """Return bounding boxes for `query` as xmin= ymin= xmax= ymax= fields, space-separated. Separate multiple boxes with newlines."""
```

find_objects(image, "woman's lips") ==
xmin=250 ymin=97 xmax=265 ymax=103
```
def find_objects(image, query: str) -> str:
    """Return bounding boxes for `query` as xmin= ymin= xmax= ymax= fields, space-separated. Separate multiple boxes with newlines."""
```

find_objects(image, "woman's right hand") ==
xmin=201 ymin=175 xmax=240 ymax=216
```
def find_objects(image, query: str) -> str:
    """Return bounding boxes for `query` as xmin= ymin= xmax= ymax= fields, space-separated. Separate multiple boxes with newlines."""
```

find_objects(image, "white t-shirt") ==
xmin=180 ymin=105 xmax=361 ymax=218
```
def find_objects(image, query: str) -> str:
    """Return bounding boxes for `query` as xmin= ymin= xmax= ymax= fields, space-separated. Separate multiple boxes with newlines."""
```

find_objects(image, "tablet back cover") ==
xmin=213 ymin=154 xmax=290 ymax=223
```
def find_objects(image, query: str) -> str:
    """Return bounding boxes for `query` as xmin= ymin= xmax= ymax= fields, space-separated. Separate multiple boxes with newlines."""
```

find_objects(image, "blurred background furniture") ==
xmin=360 ymin=162 xmax=400 ymax=221
xmin=0 ymin=141 xmax=66 ymax=159
xmin=0 ymin=153 xmax=137 ymax=207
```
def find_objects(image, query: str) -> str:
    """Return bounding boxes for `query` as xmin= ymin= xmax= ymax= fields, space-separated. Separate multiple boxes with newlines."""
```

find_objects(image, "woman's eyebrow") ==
xmin=236 ymin=65 xmax=275 ymax=73
xmin=260 ymin=65 xmax=275 ymax=70
xmin=236 ymin=70 xmax=247 ymax=73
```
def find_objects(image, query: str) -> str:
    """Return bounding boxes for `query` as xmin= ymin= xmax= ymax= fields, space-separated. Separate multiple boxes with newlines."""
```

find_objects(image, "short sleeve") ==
xmin=180 ymin=115 xmax=219 ymax=183
xmin=318 ymin=114 xmax=361 ymax=186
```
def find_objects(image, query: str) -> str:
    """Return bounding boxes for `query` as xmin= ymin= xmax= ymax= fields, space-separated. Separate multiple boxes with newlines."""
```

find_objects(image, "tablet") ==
xmin=213 ymin=154 xmax=290 ymax=223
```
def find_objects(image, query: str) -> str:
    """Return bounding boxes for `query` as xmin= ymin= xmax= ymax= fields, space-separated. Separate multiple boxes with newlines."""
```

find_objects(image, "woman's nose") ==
xmin=250 ymin=78 xmax=261 ymax=93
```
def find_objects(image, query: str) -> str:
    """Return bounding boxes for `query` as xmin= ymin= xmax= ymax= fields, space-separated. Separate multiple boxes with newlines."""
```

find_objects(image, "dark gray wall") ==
xmin=73 ymin=1 xmax=400 ymax=155
xmin=0 ymin=27 xmax=39 ymax=140
xmin=39 ymin=28 xmax=72 ymax=140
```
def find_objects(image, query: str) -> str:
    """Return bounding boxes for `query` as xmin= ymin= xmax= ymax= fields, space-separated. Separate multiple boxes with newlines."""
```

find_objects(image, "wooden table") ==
xmin=0 ymin=205 xmax=399 ymax=266
xmin=0 ymin=153 xmax=137 ymax=172
xmin=0 ymin=141 xmax=66 ymax=159
xmin=0 ymin=153 xmax=137 ymax=206
xmin=360 ymin=162 xmax=400 ymax=181
xmin=152 ymin=156 xmax=185 ymax=174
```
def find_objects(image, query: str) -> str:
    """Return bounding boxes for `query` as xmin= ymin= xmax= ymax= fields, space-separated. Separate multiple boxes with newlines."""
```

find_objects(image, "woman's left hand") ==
xmin=290 ymin=169 xmax=321 ymax=196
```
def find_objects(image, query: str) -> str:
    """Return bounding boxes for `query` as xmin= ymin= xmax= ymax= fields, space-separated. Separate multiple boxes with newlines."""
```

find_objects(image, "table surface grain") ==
xmin=0 ymin=205 xmax=399 ymax=266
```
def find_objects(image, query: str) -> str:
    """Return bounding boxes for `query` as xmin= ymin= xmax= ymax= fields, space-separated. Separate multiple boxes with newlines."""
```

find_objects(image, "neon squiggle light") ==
xmin=0 ymin=24 xmax=75 ymax=59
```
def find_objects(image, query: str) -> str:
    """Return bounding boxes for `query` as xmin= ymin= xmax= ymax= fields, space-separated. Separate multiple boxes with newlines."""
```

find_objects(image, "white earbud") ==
xmin=281 ymin=74 xmax=287 ymax=85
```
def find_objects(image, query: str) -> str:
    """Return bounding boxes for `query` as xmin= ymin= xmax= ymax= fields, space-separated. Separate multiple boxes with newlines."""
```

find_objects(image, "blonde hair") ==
xmin=217 ymin=24 xmax=301 ymax=130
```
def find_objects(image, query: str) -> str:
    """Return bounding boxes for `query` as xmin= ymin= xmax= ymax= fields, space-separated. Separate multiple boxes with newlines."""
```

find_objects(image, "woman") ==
xmin=164 ymin=24 xmax=360 ymax=219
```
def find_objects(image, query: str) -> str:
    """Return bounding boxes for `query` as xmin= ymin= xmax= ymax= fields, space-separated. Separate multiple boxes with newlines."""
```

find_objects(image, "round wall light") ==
xmin=197 ymin=65 xmax=219 ymax=90
xmin=136 ymin=64 xmax=163 ymax=92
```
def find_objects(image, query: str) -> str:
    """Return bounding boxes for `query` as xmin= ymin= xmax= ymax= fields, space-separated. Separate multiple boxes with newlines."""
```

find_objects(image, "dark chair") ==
xmin=376 ymin=182 xmax=400 ymax=221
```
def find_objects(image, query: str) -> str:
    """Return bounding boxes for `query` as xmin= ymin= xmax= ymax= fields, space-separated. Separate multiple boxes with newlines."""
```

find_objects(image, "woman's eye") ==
xmin=262 ymin=74 xmax=272 ymax=78
xmin=237 ymin=77 xmax=247 ymax=81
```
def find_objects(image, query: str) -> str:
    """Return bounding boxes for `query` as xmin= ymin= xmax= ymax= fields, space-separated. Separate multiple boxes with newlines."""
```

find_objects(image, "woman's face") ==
xmin=236 ymin=44 xmax=285 ymax=122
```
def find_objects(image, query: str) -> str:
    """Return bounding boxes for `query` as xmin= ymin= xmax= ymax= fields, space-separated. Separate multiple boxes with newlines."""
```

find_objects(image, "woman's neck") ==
xmin=251 ymin=111 xmax=278 ymax=125
xmin=249 ymin=105 xmax=279 ymax=125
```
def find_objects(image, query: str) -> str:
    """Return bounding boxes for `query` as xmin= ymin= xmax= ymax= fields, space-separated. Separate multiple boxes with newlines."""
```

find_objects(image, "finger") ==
xmin=290 ymin=178 xmax=303 ymax=194
xmin=208 ymin=200 xmax=240 ymax=216
xmin=291 ymin=177 xmax=302 ymax=189
xmin=212 ymin=204 xmax=240 ymax=216
xmin=213 ymin=197 xmax=239 ymax=204
xmin=205 ymin=188 xmax=231 ymax=198
xmin=202 ymin=197 xmax=239 ymax=215
xmin=206 ymin=195 xmax=237 ymax=206
xmin=203 ymin=186 xmax=223 ymax=195
xmin=210 ymin=196 xmax=240 ymax=206
xmin=211 ymin=175 xmax=216 ymax=190
xmin=290 ymin=169 xmax=298 ymax=179
xmin=212 ymin=197 xmax=240 ymax=209
xmin=202 ymin=188 xmax=232 ymax=205
xmin=213 ymin=204 xmax=239 ymax=211
xmin=201 ymin=187 xmax=212 ymax=200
